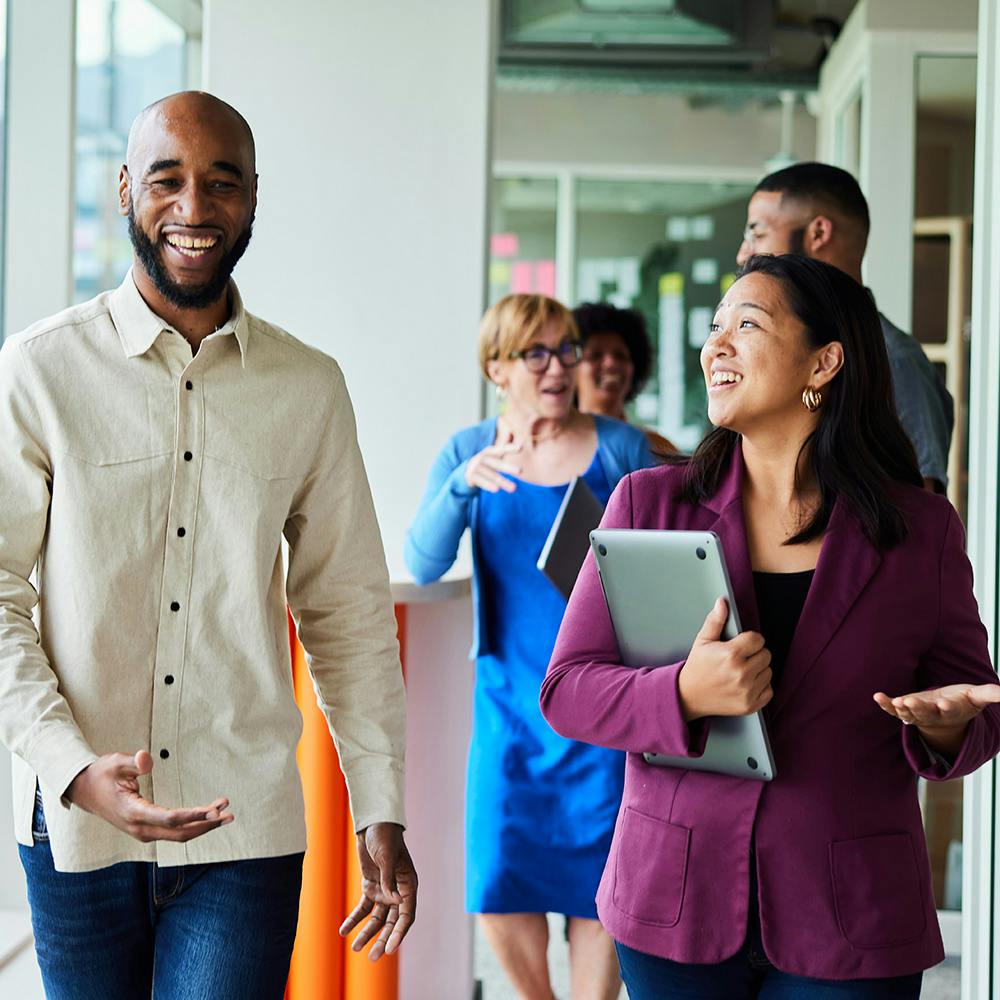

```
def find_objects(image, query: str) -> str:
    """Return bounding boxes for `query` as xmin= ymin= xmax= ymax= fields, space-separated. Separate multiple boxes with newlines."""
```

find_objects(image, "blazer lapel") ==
xmin=767 ymin=498 xmax=882 ymax=720
xmin=704 ymin=446 xmax=760 ymax=634
xmin=709 ymin=499 xmax=760 ymax=635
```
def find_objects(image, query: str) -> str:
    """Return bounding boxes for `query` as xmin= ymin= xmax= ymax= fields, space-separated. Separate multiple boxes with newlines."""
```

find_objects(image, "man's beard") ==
xmin=787 ymin=226 xmax=807 ymax=256
xmin=127 ymin=207 xmax=253 ymax=310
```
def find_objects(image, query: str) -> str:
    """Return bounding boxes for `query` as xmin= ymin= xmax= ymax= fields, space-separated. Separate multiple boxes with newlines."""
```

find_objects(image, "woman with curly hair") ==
xmin=573 ymin=302 xmax=675 ymax=457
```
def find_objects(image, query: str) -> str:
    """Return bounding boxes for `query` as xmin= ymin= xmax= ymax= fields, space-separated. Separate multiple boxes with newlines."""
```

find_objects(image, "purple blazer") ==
xmin=541 ymin=448 xmax=1000 ymax=980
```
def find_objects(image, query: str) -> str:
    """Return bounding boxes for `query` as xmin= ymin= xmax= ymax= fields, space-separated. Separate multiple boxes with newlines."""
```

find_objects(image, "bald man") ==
xmin=737 ymin=162 xmax=954 ymax=493
xmin=0 ymin=92 xmax=415 ymax=997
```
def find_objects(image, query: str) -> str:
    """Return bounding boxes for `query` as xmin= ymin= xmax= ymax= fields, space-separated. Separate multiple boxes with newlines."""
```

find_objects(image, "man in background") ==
xmin=738 ymin=161 xmax=953 ymax=492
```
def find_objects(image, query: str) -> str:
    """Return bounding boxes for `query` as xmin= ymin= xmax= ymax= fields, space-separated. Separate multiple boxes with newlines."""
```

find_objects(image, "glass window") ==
xmin=74 ymin=0 xmax=190 ymax=303
xmin=575 ymin=178 xmax=754 ymax=450
xmin=489 ymin=176 xmax=558 ymax=303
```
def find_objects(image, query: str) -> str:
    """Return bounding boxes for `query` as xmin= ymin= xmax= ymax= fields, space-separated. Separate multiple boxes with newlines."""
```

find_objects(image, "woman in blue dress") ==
xmin=406 ymin=294 xmax=653 ymax=999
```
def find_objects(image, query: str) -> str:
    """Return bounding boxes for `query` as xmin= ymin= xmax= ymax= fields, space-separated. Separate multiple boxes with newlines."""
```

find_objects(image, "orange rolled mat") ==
xmin=285 ymin=607 xmax=406 ymax=1000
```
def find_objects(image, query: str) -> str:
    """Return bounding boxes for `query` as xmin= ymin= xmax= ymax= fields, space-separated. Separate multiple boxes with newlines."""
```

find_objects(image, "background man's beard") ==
xmin=127 ymin=207 xmax=253 ymax=310
xmin=788 ymin=226 xmax=807 ymax=256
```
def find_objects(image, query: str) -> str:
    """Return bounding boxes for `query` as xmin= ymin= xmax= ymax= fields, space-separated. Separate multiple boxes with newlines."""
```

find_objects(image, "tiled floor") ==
xmin=0 ymin=942 xmax=43 ymax=997
xmin=474 ymin=916 xmax=961 ymax=999
xmin=0 ymin=909 xmax=41 ymax=999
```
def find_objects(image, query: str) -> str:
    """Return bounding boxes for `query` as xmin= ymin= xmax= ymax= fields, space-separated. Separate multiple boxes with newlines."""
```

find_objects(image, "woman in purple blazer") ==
xmin=541 ymin=254 xmax=1000 ymax=998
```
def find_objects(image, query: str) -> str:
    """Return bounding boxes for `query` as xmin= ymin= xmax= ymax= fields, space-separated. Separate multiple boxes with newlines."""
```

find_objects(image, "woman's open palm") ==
xmin=874 ymin=683 xmax=1000 ymax=729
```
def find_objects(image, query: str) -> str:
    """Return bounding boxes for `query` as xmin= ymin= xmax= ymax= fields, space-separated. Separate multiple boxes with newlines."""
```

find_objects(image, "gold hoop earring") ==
xmin=802 ymin=386 xmax=823 ymax=412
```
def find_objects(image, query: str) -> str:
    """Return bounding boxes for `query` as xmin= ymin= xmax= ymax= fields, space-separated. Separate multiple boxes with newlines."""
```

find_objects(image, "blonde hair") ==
xmin=478 ymin=294 xmax=578 ymax=380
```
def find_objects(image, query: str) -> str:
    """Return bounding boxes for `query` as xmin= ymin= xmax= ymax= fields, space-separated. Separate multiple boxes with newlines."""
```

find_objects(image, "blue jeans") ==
xmin=616 ymin=885 xmax=923 ymax=1000
xmin=616 ymin=941 xmax=923 ymax=998
xmin=19 ymin=792 xmax=303 ymax=1000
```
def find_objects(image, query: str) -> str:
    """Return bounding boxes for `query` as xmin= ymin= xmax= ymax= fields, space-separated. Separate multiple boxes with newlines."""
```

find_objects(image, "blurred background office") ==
xmin=0 ymin=1 xmax=998 ymax=998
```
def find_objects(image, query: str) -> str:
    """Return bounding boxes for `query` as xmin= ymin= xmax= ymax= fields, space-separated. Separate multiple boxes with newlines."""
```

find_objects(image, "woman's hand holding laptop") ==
xmin=676 ymin=596 xmax=774 ymax=722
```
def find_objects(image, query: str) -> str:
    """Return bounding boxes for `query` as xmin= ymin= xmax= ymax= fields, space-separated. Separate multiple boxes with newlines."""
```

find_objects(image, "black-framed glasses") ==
xmin=508 ymin=339 xmax=583 ymax=373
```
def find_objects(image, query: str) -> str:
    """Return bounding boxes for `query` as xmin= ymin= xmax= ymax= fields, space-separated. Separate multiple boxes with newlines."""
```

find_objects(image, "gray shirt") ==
xmin=878 ymin=311 xmax=954 ymax=489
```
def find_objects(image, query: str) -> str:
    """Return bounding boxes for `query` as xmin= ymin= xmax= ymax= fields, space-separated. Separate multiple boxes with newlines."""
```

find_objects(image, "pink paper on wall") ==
xmin=511 ymin=261 xmax=534 ymax=293
xmin=535 ymin=260 xmax=556 ymax=297
xmin=491 ymin=233 xmax=520 ymax=258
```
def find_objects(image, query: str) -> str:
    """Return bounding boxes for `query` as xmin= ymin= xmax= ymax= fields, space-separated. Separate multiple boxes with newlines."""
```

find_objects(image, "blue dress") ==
xmin=467 ymin=452 xmax=625 ymax=917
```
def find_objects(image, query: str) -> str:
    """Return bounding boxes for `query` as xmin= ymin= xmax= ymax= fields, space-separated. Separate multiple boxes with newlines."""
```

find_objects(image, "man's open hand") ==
xmin=340 ymin=822 xmax=417 ymax=961
xmin=66 ymin=750 xmax=233 ymax=842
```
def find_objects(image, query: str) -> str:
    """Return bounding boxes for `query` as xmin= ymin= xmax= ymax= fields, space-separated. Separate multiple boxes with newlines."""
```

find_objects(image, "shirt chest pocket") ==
xmin=54 ymin=383 xmax=174 ymax=466
xmin=201 ymin=397 xmax=307 ymax=482
xmin=203 ymin=432 xmax=303 ymax=482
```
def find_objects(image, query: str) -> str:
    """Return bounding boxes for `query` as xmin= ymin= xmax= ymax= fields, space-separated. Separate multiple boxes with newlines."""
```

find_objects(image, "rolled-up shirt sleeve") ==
xmin=284 ymin=361 xmax=406 ymax=831
xmin=0 ymin=339 xmax=97 ymax=803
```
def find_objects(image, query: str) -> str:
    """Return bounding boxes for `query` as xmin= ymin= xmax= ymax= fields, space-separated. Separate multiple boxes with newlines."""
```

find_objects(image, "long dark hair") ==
xmin=677 ymin=254 xmax=922 ymax=549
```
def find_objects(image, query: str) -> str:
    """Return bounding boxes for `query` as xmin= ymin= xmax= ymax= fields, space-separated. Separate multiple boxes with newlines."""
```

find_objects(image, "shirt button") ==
xmin=164 ymin=675 xmax=175 ymax=685
xmin=160 ymin=749 xmax=170 ymax=760
xmin=185 ymin=380 xmax=193 ymax=390
xmin=183 ymin=451 xmax=193 ymax=462
xmin=177 ymin=527 xmax=186 ymax=538
xmin=170 ymin=601 xmax=180 ymax=612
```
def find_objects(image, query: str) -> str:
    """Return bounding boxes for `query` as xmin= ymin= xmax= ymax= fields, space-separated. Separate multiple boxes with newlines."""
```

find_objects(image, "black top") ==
xmin=752 ymin=570 xmax=814 ymax=683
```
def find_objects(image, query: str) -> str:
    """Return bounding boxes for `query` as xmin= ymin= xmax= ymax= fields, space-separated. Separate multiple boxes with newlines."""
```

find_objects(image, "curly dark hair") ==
xmin=571 ymin=302 xmax=653 ymax=402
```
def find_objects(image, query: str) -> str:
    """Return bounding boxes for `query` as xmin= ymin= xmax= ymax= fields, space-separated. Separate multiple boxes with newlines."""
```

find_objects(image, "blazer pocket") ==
xmin=829 ymin=833 xmax=927 ymax=949
xmin=612 ymin=807 xmax=690 ymax=927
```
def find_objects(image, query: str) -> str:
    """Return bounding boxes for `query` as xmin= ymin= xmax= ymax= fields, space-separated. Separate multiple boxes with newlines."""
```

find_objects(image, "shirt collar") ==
xmin=108 ymin=268 xmax=250 ymax=366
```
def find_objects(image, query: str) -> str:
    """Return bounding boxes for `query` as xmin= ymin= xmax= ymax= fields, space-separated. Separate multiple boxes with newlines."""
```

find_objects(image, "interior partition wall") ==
xmin=201 ymin=3 xmax=494 ymax=997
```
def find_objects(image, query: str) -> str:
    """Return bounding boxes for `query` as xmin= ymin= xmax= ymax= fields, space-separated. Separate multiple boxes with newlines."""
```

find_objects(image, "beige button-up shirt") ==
xmin=0 ymin=271 xmax=406 ymax=872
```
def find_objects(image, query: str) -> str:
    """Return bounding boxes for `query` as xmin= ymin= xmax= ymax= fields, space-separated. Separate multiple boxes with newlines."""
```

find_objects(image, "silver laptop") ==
xmin=590 ymin=528 xmax=775 ymax=782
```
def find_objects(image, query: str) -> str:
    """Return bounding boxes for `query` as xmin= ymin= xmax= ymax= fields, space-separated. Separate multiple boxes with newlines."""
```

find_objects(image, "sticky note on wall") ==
xmin=691 ymin=216 xmax=714 ymax=240
xmin=489 ymin=261 xmax=511 ymax=285
xmin=692 ymin=258 xmax=718 ymax=285
xmin=535 ymin=260 xmax=556 ymax=297
xmin=491 ymin=233 xmax=520 ymax=258
xmin=511 ymin=261 xmax=533 ymax=293
xmin=659 ymin=273 xmax=684 ymax=297
xmin=688 ymin=307 xmax=713 ymax=348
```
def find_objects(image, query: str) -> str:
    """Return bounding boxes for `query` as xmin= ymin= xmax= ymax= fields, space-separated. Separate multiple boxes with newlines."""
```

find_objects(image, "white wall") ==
xmin=493 ymin=89 xmax=817 ymax=176
xmin=203 ymin=10 xmax=493 ymax=995
xmin=0 ymin=0 xmax=78 ymax=915
xmin=202 ymin=0 xmax=494 ymax=576
xmin=4 ymin=0 xmax=75 ymax=336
